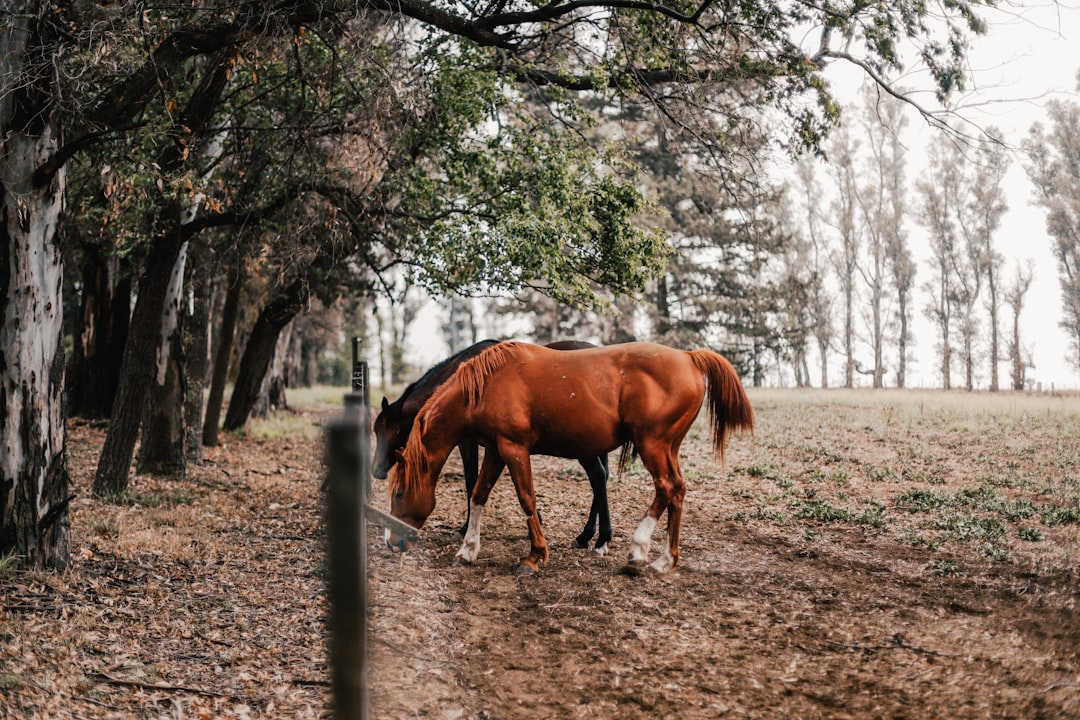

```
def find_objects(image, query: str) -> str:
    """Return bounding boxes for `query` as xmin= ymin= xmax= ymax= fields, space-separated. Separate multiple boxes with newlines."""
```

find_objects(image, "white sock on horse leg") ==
xmin=627 ymin=515 xmax=656 ymax=565
xmin=455 ymin=501 xmax=484 ymax=563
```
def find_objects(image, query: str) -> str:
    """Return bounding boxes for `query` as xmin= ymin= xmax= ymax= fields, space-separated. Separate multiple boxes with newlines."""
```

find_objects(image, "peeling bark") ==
xmin=0 ymin=2 xmax=70 ymax=568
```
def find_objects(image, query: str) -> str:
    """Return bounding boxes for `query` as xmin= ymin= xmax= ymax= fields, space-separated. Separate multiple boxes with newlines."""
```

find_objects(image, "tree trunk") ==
xmin=817 ymin=336 xmax=829 ymax=389
xmin=256 ymin=321 xmax=293 ymax=418
xmin=185 ymin=239 xmax=211 ymax=464
xmin=203 ymin=264 xmax=243 ymax=446
xmin=223 ymin=276 xmax=310 ymax=432
xmin=68 ymin=241 xmax=130 ymax=419
xmin=896 ymin=288 xmax=910 ymax=389
xmin=93 ymin=223 xmax=187 ymax=496
xmin=988 ymin=270 xmax=1000 ymax=392
xmin=843 ymin=291 xmax=855 ymax=388
xmin=138 ymin=241 xmax=189 ymax=476
xmin=0 ymin=3 xmax=71 ymax=568
xmin=265 ymin=322 xmax=292 ymax=413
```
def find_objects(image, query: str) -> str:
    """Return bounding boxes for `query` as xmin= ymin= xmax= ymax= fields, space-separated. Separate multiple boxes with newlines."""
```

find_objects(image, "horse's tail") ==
xmin=687 ymin=349 xmax=754 ymax=461
xmin=616 ymin=442 xmax=636 ymax=475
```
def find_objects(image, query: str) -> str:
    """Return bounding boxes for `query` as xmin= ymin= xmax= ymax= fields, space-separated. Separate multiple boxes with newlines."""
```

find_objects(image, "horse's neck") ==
xmin=419 ymin=388 xmax=469 ymax=468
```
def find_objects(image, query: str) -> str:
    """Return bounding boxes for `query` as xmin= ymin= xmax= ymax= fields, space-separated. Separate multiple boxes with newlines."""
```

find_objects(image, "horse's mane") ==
xmin=390 ymin=342 xmax=519 ymax=499
xmin=392 ymin=406 xmax=434 ymax=499
xmin=394 ymin=339 xmax=500 ymax=408
xmin=456 ymin=341 xmax=521 ymax=406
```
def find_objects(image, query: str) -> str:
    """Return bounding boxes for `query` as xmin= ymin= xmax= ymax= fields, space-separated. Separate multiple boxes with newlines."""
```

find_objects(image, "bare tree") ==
xmin=968 ymin=131 xmax=1010 ymax=391
xmin=794 ymin=158 xmax=836 ymax=388
xmin=1023 ymin=100 xmax=1080 ymax=374
xmin=854 ymin=84 xmax=910 ymax=388
xmin=1004 ymin=260 xmax=1036 ymax=391
xmin=919 ymin=139 xmax=962 ymax=389
xmin=827 ymin=126 xmax=861 ymax=388
xmin=861 ymin=87 xmax=916 ymax=388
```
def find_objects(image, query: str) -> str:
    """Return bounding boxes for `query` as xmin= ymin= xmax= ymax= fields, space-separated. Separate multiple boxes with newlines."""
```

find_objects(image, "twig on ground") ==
xmin=826 ymin=633 xmax=959 ymax=657
xmin=87 ymin=671 xmax=240 ymax=699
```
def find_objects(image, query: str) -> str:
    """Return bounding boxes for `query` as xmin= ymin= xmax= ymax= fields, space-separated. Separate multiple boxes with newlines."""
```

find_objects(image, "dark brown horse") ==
xmin=373 ymin=340 xmax=613 ymax=553
xmin=387 ymin=341 xmax=753 ymax=574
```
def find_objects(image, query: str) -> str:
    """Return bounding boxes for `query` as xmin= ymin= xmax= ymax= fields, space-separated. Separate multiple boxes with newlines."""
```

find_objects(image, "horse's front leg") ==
xmin=457 ymin=441 xmax=481 ymax=538
xmin=500 ymin=443 xmax=548 ymax=574
xmin=455 ymin=449 xmax=503 ymax=565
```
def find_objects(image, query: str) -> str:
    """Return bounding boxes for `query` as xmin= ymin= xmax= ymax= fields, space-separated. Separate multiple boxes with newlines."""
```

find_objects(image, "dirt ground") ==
xmin=3 ymin=388 xmax=1080 ymax=719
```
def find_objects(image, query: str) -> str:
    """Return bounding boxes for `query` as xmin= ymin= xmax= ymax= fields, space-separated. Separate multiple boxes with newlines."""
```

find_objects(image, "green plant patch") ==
xmin=1040 ymin=504 xmax=1080 ymax=526
xmin=897 ymin=488 xmax=951 ymax=512
xmin=934 ymin=514 xmax=1006 ymax=542
xmin=0 ymin=553 xmax=19 ymax=583
xmin=795 ymin=500 xmax=887 ymax=528
xmin=926 ymin=559 xmax=960 ymax=576
xmin=106 ymin=490 xmax=194 ymax=508
xmin=1018 ymin=526 xmax=1044 ymax=542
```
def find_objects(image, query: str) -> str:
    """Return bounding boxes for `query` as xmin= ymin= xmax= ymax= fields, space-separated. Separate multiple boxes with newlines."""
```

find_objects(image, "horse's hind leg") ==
xmin=652 ymin=478 xmax=685 ymax=573
xmin=455 ymin=450 xmax=503 ymax=565
xmin=626 ymin=444 xmax=683 ymax=573
xmin=574 ymin=454 xmax=611 ymax=555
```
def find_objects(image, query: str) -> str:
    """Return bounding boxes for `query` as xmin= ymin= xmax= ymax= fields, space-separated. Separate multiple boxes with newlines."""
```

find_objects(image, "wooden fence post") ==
xmin=325 ymin=345 xmax=418 ymax=718
xmin=325 ymin=387 xmax=369 ymax=720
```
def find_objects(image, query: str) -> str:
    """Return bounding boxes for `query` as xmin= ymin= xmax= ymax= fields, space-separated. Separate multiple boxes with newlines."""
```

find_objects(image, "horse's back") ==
xmin=475 ymin=342 xmax=706 ymax=454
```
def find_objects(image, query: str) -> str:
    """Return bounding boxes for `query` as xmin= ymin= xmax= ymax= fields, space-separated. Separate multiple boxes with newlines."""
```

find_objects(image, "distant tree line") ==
xmin=435 ymin=82 xmax=1069 ymax=394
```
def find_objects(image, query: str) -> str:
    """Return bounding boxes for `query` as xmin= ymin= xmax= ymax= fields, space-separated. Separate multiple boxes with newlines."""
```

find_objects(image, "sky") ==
xmin=401 ymin=2 xmax=1080 ymax=390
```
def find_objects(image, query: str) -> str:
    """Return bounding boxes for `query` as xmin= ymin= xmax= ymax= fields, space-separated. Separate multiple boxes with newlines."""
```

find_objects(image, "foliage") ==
xmin=47 ymin=0 xmax=997 ymax=313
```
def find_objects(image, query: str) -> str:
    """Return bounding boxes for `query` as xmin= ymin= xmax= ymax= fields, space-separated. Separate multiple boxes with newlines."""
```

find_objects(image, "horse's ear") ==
xmin=381 ymin=396 xmax=389 ymax=410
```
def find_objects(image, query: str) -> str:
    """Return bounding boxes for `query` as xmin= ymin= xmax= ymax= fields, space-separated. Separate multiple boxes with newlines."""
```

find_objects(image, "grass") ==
xmin=0 ymin=553 xmax=19 ymax=583
xmin=738 ymin=387 xmax=1080 ymax=568
xmin=104 ymin=489 xmax=194 ymax=508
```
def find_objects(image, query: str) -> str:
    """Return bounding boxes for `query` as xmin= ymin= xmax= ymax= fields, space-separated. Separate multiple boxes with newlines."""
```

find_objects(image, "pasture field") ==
xmin=2 ymin=388 xmax=1080 ymax=718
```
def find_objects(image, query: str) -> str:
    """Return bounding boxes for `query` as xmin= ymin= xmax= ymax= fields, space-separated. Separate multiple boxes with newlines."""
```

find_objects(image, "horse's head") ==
xmin=372 ymin=396 xmax=408 ymax=480
xmin=385 ymin=445 xmax=435 ymax=552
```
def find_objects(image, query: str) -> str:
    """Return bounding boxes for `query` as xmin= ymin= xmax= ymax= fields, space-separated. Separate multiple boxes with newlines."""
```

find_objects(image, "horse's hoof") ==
xmin=593 ymin=544 xmax=609 ymax=557
xmin=619 ymin=561 xmax=646 ymax=577
xmin=453 ymin=555 xmax=472 ymax=566
xmin=514 ymin=563 xmax=538 ymax=576
xmin=573 ymin=536 xmax=591 ymax=549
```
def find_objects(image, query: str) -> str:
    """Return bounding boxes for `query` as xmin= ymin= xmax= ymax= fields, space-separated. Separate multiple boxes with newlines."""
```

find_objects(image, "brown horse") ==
xmin=372 ymin=339 xmax=613 ymax=553
xmin=387 ymin=341 xmax=753 ymax=574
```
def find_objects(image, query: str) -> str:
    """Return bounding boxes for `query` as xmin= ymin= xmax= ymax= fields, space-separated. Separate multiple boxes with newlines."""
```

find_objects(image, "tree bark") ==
xmin=93 ymin=223 xmax=187 ymax=496
xmin=264 ymin=321 xmax=293 ymax=414
xmin=68 ymin=240 xmax=130 ymax=419
xmin=203 ymin=265 xmax=243 ymax=446
xmin=138 ymin=241 xmax=189 ymax=476
xmin=184 ymin=239 xmax=211 ymax=464
xmin=223 ymin=276 xmax=311 ymax=432
xmin=0 ymin=2 xmax=71 ymax=568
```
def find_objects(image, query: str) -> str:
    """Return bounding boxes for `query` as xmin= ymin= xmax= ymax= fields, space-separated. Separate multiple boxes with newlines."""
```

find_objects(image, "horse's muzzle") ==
xmin=384 ymin=528 xmax=410 ymax=553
